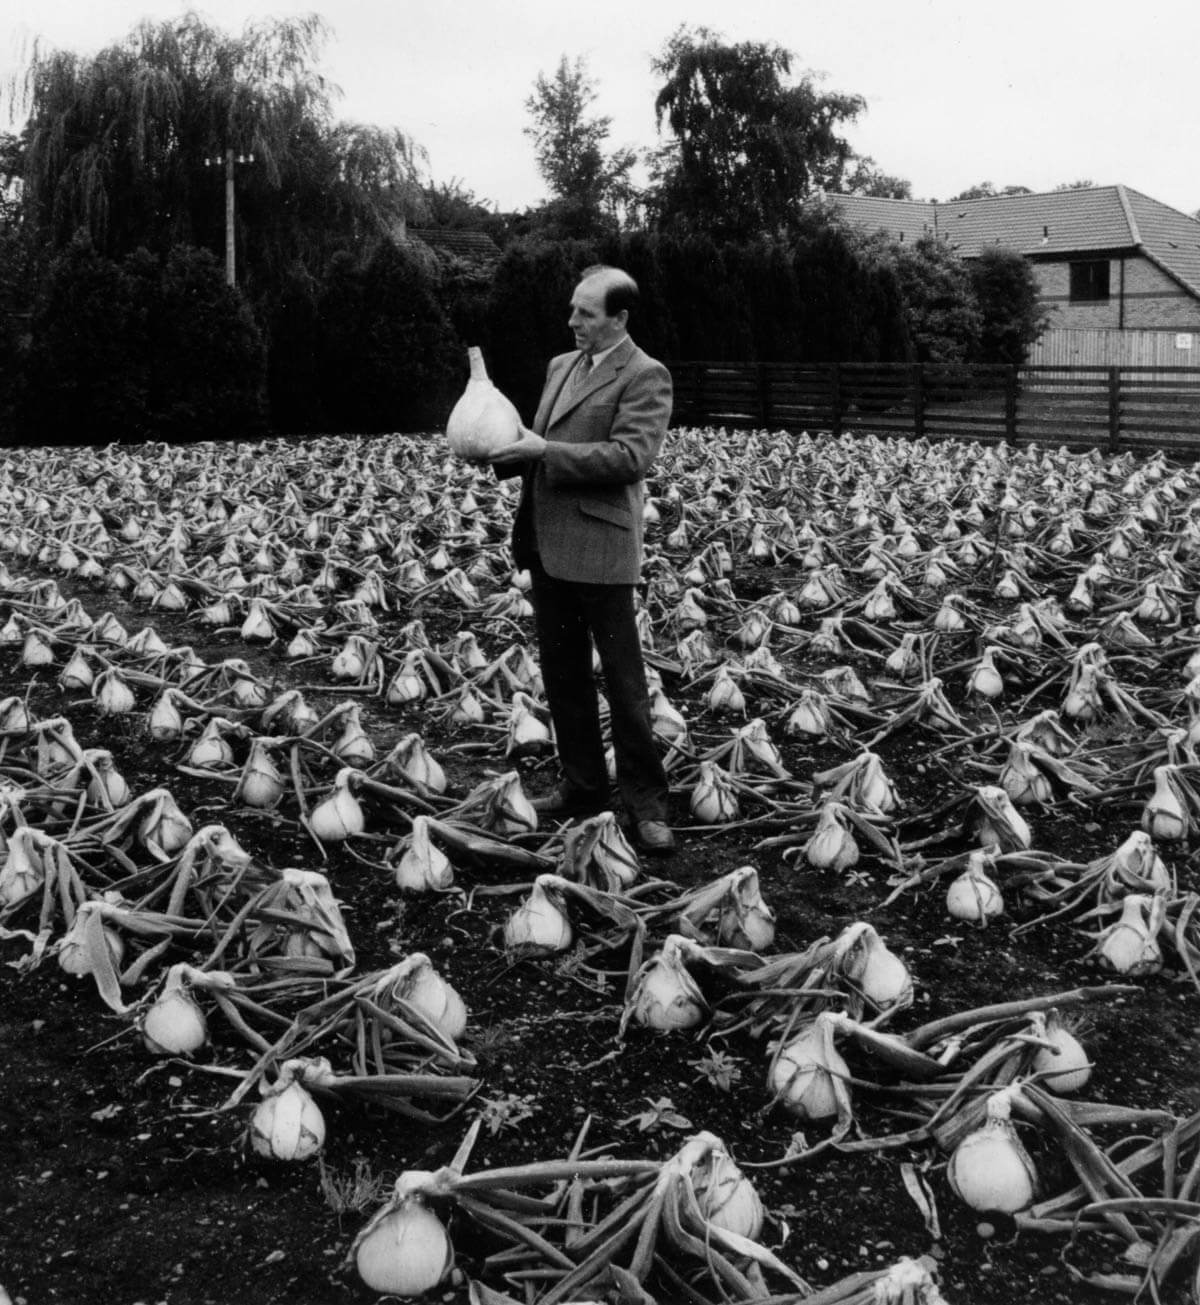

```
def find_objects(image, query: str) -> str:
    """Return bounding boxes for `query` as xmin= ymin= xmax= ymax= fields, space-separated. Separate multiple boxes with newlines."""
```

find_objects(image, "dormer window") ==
xmin=1069 ymin=260 xmax=1110 ymax=302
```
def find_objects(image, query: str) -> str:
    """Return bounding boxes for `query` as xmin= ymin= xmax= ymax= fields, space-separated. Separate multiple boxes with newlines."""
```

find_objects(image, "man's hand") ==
xmin=487 ymin=426 xmax=546 ymax=465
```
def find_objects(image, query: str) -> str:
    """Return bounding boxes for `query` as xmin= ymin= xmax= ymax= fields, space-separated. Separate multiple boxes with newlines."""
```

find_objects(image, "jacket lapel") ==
xmin=548 ymin=338 xmax=634 ymax=426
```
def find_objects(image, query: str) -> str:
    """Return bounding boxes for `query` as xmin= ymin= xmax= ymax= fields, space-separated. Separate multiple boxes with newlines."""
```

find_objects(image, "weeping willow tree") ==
xmin=8 ymin=11 xmax=428 ymax=293
xmin=3 ymin=12 xmax=454 ymax=438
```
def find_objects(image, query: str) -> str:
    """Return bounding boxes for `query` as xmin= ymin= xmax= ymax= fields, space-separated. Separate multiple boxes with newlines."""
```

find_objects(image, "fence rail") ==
xmin=667 ymin=362 xmax=1200 ymax=451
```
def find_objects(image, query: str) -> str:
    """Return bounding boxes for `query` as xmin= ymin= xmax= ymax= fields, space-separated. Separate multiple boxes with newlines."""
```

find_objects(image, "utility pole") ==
xmin=223 ymin=147 xmax=236 ymax=286
xmin=205 ymin=148 xmax=255 ymax=287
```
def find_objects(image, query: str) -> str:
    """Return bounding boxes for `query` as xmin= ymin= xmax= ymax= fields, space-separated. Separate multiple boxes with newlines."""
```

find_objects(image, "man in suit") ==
xmin=485 ymin=265 xmax=675 ymax=854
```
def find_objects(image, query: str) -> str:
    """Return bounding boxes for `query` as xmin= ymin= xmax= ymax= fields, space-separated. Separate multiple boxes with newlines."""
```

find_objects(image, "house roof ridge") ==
xmin=937 ymin=183 xmax=1122 ymax=205
xmin=1122 ymin=189 xmax=1200 ymax=299
xmin=1115 ymin=184 xmax=1141 ymax=246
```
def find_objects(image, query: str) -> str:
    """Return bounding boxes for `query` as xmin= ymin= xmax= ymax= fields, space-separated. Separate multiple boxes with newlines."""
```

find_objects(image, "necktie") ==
xmin=571 ymin=354 xmax=592 ymax=392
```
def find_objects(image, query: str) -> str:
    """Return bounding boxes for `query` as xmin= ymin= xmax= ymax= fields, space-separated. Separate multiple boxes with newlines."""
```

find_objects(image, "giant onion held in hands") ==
xmin=445 ymin=347 xmax=521 ymax=461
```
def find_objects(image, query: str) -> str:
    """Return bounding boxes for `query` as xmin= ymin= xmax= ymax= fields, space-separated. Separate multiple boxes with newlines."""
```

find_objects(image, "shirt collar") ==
xmin=583 ymin=335 xmax=627 ymax=371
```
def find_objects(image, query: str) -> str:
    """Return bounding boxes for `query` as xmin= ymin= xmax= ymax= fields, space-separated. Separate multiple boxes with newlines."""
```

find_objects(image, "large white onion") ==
xmin=354 ymin=1187 xmax=453 ymax=1296
xmin=768 ymin=1012 xmax=849 ymax=1121
xmin=626 ymin=935 xmax=707 ymax=1030
xmin=1029 ymin=1011 xmax=1091 ymax=1094
xmin=142 ymin=967 xmax=208 ymax=1056
xmin=689 ymin=1143 xmax=764 ymax=1239
xmin=391 ymin=815 xmax=454 ymax=892
xmin=504 ymin=876 xmax=573 ymax=954
xmin=947 ymin=1089 xmax=1037 ymax=1212
xmin=445 ymin=347 xmax=521 ymax=460
xmin=309 ymin=768 xmax=365 ymax=843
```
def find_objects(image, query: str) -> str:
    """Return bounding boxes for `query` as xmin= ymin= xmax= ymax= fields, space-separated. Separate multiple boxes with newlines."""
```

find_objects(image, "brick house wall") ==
xmin=1032 ymin=255 xmax=1200 ymax=330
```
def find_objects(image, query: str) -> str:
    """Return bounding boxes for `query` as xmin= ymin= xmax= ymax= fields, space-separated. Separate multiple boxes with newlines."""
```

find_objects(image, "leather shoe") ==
xmin=531 ymin=786 xmax=607 ymax=819
xmin=635 ymin=819 xmax=677 ymax=854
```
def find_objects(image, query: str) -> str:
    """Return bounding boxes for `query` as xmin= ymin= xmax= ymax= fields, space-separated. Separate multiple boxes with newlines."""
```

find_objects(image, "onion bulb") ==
xmin=249 ymin=1065 xmax=325 ymax=1161
xmin=768 ymin=1012 xmax=849 ymax=1121
xmin=93 ymin=668 xmax=136 ymax=715
xmin=141 ymin=965 xmax=208 ymax=1056
xmin=353 ymin=1184 xmax=453 ymax=1296
xmin=1093 ymin=893 xmax=1163 ymax=974
xmin=505 ymin=691 xmax=551 ymax=756
xmin=1110 ymin=830 xmax=1170 ymax=892
xmin=390 ymin=815 xmax=454 ymax=892
xmin=834 ymin=921 xmax=913 ymax=1013
xmin=972 ymin=785 xmax=1031 ymax=851
xmin=445 ymin=347 xmax=520 ymax=460
xmin=706 ymin=666 xmax=745 ymax=714
xmin=1142 ymin=766 xmax=1188 ymax=841
xmin=138 ymin=789 xmax=194 ymax=855
xmin=785 ymin=689 xmax=832 ymax=737
xmin=147 ymin=689 xmax=185 ymax=741
xmin=0 ymin=828 xmax=43 ymax=905
xmin=504 ymin=875 xmax=573 ymax=954
xmin=379 ymin=954 xmax=468 ymax=1043
xmin=58 ymin=647 xmax=95 ymax=691
xmin=234 ymin=739 xmax=286 ymax=809
xmin=188 ymin=718 xmax=233 ymax=769
xmin=946 ymin=850 xmax=1005 ymax=921
xmin=650 ymin=688 xmax=688 ymax=744
xmin=1029 ymin=1010 xmax=1091 ymax=1094
xmin=803 ymin=801 xmax=859 ymax=871
xmin=689 ymin=1142 xmax=764 ymax=1239
xmin=383 ymin=733 xmax=446 ymax=794
xmin=57 ymin=903 xmax=125 ymax=978
xmin=947 ymin=1088 xmax=1037 ymax=1212
xmin=690 ymin=760 xmax=739 ymax=824
xmin=309 ymin=768 xmax=365 ymax=843
xmin=715 ymin=865 xmax=776 ymax=951
xmin=331 ymin=703 xmax=375 ymax=768
xmin=625 ymin=935 xmax=707 ymax=1031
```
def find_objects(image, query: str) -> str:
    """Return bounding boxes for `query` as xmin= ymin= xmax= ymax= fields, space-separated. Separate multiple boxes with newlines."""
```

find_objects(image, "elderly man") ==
xmin=487 ymin=265 xmax=675 ymax=854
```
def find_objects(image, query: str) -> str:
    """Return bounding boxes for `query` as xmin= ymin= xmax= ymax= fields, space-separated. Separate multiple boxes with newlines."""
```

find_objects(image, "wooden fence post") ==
xmin=1005 ymin=366 xmax=1018 ymax=442
xmin=1107 ymin=367 xmax=1120 ymax=449
xmin=912 ymin=364 xmax=925 ymax=440
xmin=830 ymin=363 xmax=842 ymax=437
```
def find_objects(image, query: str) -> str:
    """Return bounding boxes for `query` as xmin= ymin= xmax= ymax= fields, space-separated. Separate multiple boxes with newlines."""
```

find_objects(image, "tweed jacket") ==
xmin=510 ymin=336 xmax=672 ymax=585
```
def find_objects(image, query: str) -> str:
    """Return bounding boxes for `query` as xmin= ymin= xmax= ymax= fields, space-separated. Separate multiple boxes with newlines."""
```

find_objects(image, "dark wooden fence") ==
xmin=667 ymin=362 xmax=1200 ymax=452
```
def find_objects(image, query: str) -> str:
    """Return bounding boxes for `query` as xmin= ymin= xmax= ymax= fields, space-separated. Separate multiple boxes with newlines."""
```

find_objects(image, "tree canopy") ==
xmin=523 ymin=55 xmax=637 ymax=237
xmin=947 ymin=182 xmax=1033 ymax=201
xmin=647 ymin=26 xmax=865 ymax=239
xmin=9 ymin=11 xmax=427 ymax=293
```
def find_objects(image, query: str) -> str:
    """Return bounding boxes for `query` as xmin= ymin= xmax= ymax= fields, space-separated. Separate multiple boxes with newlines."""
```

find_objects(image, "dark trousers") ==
xmin=530 ymin=557 xmax=668 ymax=823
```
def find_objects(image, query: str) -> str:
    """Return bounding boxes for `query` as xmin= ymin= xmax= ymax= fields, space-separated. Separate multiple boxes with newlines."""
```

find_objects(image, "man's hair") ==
xmin=578 ymin=264 xmax=639 ymax=318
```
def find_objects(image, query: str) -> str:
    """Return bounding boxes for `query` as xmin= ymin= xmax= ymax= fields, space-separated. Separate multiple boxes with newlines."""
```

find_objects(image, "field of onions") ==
xmin=2 ymin=429 xmax=1200 ymax=1305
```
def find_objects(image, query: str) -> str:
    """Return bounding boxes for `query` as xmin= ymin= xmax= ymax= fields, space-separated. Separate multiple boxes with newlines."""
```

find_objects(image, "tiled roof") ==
xmin=407 ymin=228 xmax=502 ymax=267
xmin=1124 ymin=187 xmax=1200 ymax=300
xmin=829 ymin=194 xmax=942 ymax=246
xmin=829 ymin=185 xmax=1200 ymax=298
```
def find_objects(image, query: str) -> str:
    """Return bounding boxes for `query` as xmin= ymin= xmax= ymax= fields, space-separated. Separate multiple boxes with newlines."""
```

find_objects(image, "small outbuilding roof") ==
xmin=829 ymin=185 xmax=1200 ymax=299
xmin=406 ymin=227 xmax=502 ymax=268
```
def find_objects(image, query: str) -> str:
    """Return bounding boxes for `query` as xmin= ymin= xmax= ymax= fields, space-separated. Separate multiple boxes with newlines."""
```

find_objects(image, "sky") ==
xmin=4 ymin=0 xmax=1199 ymax=217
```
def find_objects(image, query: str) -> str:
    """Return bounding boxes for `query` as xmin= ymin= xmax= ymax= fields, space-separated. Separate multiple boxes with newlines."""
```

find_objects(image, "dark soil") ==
xmin=1 ymin=434 xmax=1199 ymax=1305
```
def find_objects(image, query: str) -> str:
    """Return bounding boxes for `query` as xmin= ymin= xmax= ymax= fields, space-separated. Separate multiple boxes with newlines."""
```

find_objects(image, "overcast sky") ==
xmin=4 ymin=0 xmax=1199 ymax=217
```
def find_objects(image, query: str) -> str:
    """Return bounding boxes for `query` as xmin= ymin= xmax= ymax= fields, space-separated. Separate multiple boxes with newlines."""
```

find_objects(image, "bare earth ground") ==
xmin=0 ymin=439 xmax=1198 ymax=1305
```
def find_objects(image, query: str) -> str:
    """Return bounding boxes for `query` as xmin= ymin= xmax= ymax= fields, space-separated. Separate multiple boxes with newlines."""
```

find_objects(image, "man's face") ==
xmin=568 ymin=278 xmax=625 ymax=356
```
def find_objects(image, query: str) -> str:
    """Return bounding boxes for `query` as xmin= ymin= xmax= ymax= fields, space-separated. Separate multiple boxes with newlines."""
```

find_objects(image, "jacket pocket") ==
xmin=578 ymin=498 xmax=632 ymax=529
